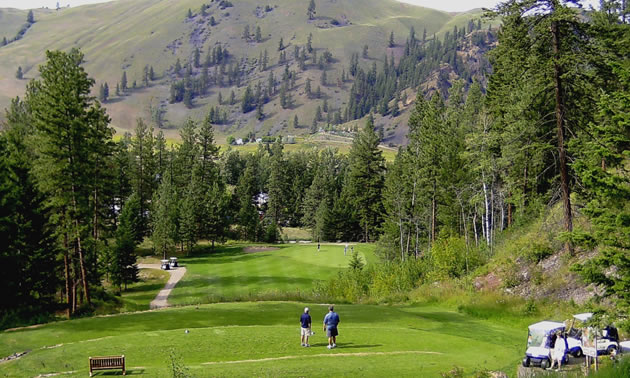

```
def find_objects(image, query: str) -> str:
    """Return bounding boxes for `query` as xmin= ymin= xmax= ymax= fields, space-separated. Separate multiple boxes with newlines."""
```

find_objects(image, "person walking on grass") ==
xmin=323 ymin=305 xmax=340 ymax=349
xmin=300 ymin=307 xmax=312 ymax=347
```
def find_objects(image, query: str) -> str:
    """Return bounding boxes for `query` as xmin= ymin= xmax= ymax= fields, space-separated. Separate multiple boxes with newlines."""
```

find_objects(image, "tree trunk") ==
xmin=431 ymin=179 xmax=437 ymax=243
xmin=482 ymin=177 xmax=491 ymax=246
xmin=523 ymin=163 xmax=529 ymax=209
xmin=551 ymin=20 xmax=574 ymax=254
xmin=508 ymin=192 xmax=513 ymax=227
xmin=63 ymin=234 xmax=71 ymax=318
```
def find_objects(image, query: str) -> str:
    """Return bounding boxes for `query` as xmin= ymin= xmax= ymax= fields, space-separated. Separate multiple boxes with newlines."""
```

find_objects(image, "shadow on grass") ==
xmin=335 ymin=343 xmax=382 ymax=349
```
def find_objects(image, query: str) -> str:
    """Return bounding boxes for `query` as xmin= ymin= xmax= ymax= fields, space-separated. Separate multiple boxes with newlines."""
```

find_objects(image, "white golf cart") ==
xmin=523 ymin=321 xmax=567 ymax=369
xmin=566 ymin=313 xmax=619 ymax=357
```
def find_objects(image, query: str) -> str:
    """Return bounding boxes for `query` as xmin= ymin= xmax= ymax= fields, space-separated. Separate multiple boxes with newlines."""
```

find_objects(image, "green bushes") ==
xmin=314 ymin=259 xmax=427 ymax=303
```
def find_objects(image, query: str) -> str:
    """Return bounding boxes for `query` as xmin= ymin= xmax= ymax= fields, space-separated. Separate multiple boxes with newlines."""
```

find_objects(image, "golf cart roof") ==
xmin=573 ymin=313 xmax=593 ymax=322
xmin=528 ymin=321 xmax=566 ymax=332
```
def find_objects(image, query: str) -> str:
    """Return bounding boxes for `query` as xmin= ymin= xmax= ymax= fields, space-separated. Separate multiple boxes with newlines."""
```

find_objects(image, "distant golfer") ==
xmin=323 ymin=305 xmax=340 ymax=349
xmin=344 ymin=244 xmax=348 ymax=256
xmin=317 ymin=239 xmax=320 ymax=252
xmin=300 ymin=307 xmax=312 ymax=347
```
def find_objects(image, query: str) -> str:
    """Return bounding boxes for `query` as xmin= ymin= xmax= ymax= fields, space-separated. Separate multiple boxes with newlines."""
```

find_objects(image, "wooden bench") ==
xmin=89 ymin=355 xmax=125 ymax=376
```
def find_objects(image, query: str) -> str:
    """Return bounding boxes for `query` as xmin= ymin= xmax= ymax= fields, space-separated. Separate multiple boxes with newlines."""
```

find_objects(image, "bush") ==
xmin=527 ymin=242 xmax=553 ymax=262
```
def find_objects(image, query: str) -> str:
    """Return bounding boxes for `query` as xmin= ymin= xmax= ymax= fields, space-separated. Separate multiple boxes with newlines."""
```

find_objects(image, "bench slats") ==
xmin=89 ymin=355 xmax=125 ymax=376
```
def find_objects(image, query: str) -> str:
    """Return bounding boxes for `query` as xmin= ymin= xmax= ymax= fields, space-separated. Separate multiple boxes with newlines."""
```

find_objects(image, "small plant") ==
xmin=527 ymin=242 xmax=553 ymax=262
xmin=167 ymin=348 xmax=192 ymax=378
xmin=441 ymin=366 xmax=464 ymax=378
xmin=348 ymin=250 xmax=364 ymax=270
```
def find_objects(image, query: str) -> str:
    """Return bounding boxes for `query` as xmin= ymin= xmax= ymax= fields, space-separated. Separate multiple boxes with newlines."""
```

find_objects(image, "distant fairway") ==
xmin=0 ymin=302 xmax=523 ymax=377
xmin=169 ymin=243 xmax=371 ymax=305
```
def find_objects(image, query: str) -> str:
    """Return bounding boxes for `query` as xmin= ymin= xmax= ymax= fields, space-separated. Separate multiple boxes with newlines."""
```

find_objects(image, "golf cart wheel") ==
xmin=540 ymin=359 xmax=550 ymax=369
xmin=522 ymin=357 xmax=531 ymax=367
xmin=573 ymin=348 xmax=583 ymax=358
xmin=607 ymin=345 xmax=617 ymax=355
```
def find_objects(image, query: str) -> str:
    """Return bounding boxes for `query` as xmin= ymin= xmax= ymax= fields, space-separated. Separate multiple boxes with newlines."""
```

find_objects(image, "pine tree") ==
xmin=307 ymin=0 xmax=316 ymax=20
xmin=15 ymin=66 xmax=23 ymax=79
xmin=305 ymin=77 xmax=312 ymax=97
xmin=315 ymin=105 xmax=322 ymax=122
xmin=236 ymin=159 xmax=260 ymax=241
xmin=130 ymin=118 xmax=156 ymax=238
xmin=194 ymin=48 xmax=201 ymax=68
xmin=389 ymin=31 xmax=395 ymax=47
xmin=1 ymin=98 xmax=59 ymax=316
xmin=27 ymin=48 xmax=114 ymax=308
xmin=27 ymin=10 xmax=34 ymax=23
xmin=307 ymin=33 xmax=313 ymax=53
xmin=179 ymin=171 xmax=200 ymax=255
xmin=111 ymin=196 xmax=139 ymax=291
xmin=242 ymin=84 xmax=255 ymax=113
xmin=255 ymin=26 xmax=262 ymax=43
xmin=346 ymin=117 xmax=386 ymax=242
xmin=151 ymin=171 xmax=178 ymax=259
xmin=121 ymin=71 xmax=127 ymax=91
xmin=571 ymin=6 xmax=630 ymax=315
xmin=1 ymin=36 xmax=7 ymax=46
xmin=187 ymin=8 xmax=193 ymax=18
xmin=243 ymin=24 xmax=250 ymax=40
xmin=278 ymin=37 xmax=284 ymax=51
xmin=267 ymin=139 xmax=286 ymax=224
xmin=293 ymin=115 xmax=299 ymax=128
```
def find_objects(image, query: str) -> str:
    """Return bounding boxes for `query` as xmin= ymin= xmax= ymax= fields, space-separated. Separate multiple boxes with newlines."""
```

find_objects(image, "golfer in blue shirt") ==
xmin=323 ymin=305 xmax=340 ymax=349
xmin=300 ymin=307 xmax=312 ymax=347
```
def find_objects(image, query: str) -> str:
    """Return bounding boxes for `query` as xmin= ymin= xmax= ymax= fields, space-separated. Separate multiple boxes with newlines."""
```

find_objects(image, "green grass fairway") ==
xmin=169 ymin=243 xmax=372 ymax=305
xmin=0 ymin=302 xmax=523 ymax=377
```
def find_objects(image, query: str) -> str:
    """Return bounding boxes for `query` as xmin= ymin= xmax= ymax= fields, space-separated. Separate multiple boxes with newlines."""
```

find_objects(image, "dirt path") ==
xmin=138 ymin=264 xmax=187 ymax=309
xmin=201 ymin=351 xmax=442 ymax=365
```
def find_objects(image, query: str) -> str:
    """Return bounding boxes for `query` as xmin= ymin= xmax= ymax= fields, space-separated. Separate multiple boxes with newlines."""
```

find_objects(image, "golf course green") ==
xmin=0 ymin=244 xmax=525 ymax=377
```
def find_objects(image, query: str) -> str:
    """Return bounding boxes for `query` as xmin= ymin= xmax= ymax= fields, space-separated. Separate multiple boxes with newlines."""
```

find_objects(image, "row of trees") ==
xmin=377 ymin=0 xmax=629 ymax=315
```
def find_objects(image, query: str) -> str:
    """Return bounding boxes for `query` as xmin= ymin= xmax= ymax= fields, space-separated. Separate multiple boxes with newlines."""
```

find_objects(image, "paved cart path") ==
xmin=138 ymin=264 xmax=187 ymax=309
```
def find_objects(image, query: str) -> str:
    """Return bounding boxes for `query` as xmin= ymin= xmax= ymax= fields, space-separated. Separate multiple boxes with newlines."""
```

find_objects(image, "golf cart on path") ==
xmin=523 ymin=321 xmax=567 ymax=369
xmin=566 ymin=313 xmax=619 ymax=357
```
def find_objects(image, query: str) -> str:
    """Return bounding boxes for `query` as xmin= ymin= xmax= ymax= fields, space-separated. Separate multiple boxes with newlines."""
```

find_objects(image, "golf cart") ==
xmin=160 ymin=259 xmax=170 ymax=270
xmin=566 ymin=313 xmax=619 ymax=357
xmin=523 ymin=321 xmax=567 ymax=369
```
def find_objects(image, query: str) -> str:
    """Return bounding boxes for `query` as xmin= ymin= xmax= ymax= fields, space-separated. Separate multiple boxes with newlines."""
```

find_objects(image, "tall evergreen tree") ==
xmin=1 ymin=98 xmax=59 ymax=317
xmin=346 ymin=117 xmax=386 ymax=241
xmin=307 ymin=0 xmax=316 ymax=20
xmin=27 ymin=48 xmax=114 ymax=308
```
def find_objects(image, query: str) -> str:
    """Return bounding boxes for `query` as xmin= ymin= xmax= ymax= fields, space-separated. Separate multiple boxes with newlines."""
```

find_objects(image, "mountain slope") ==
xmin=0 ymin=0 xmax=488 ymax=142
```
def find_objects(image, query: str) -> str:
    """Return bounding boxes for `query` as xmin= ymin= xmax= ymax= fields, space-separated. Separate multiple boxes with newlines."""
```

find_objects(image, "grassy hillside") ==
xmin=0 ymin=8 xmax=28 ymax=42
xmin=0 ymin=0 xmax=486 ymax=143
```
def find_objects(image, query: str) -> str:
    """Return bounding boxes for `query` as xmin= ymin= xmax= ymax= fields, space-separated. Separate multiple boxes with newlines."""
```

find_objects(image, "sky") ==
xmin=1 ymin=0 xmax=600 ymax=12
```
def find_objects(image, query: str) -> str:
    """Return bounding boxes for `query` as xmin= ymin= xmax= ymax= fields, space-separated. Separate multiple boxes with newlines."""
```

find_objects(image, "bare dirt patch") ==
xmin=243 ymin=246 xmax=279 ymax=253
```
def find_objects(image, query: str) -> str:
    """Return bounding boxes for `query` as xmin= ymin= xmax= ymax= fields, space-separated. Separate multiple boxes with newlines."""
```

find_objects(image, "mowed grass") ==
xmin=169 ymin=243 xmax=372 ymax=305
xmin=0 ymin=301 xmax=524 ymax=377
